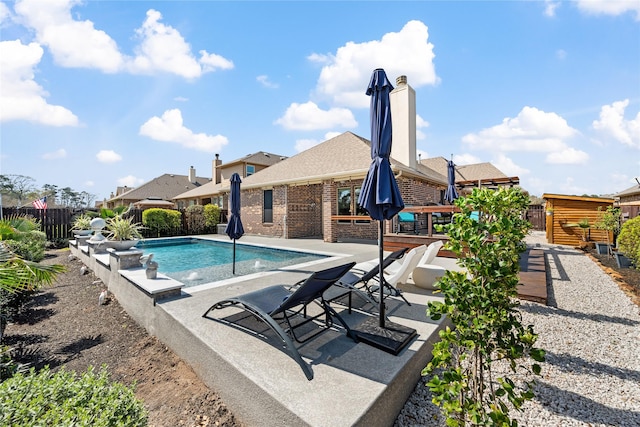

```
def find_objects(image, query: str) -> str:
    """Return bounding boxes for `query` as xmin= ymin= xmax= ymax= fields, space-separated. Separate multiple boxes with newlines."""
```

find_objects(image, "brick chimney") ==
xmin=188 ymin=166 xmax=196 ymax=183
xmin=212 ymin=154 xmax=222 ymax=184
xmin=389 ymin=75 xmax=417 ymax=169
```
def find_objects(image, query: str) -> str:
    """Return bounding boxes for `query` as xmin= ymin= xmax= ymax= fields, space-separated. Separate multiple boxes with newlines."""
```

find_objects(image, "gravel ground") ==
xmin=395 ymin=231 xmax=640 ymax=427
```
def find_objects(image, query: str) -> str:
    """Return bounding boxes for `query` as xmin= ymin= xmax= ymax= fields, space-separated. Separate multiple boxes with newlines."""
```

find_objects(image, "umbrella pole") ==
xmin=233 ymin=239 xmax=236 ymax=274
xmin=379 ymin=220 xmax=385 ymax=328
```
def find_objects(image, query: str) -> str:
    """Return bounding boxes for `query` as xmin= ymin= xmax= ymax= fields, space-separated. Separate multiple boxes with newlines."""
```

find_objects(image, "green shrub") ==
xmin=142 ymin=209 xmax=181 ymax=237
xmin=0 ymin=366 xmax=148 ymax=426
xmin=4 ymin=231 xmax=46 ymax=262
xmin=617 ymin=216 xmax=640 ymax=266
xmin=203 ymin=204 xmax=221 ymax=228
xmin=424 ymin=187 xmax=545 ymax=425
xmin=1 ymin=345 xmax=26 ymax=382
xmin=185 ymin=205 xmax=206 ymax=234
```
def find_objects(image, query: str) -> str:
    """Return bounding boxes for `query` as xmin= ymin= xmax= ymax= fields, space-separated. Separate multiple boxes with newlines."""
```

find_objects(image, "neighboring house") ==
xmin=173 ymin=151 xmax=287 ymax=208
xmin=543 ymin=193 xmax=614 ymax=246
xmin=172 ymin=76 xmax=450 ymax=243
xmin=614 ymin=182 xmax=640 ymax=221
xmin=104 ymin=166 xmax=209 ymax=209
xmin=420 ymin=157 xmax=519 ymax=191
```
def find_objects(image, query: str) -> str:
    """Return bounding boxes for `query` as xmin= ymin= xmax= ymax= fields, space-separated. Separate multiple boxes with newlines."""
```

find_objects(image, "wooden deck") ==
xmin=384 ymin=234 xmax=548 ymax=305
xmin=517 ymin=248 xmax=548 ymax=305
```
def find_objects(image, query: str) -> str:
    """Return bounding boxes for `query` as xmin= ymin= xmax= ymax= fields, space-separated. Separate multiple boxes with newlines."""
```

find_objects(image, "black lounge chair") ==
xmin=202 ymin=262 xmax=356 ymax=381
xmin=332 ymin=248 xmax=409 ymax=311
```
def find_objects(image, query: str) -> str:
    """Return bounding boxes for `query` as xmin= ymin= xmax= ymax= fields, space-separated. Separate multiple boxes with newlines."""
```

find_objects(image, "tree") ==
xmin=424 ymin=187 xmax=545 ymax=425
xmin=0 ymin=175 xmax=37 ymax=207
xmin=41 ymin=184 xmax=59 ymax=206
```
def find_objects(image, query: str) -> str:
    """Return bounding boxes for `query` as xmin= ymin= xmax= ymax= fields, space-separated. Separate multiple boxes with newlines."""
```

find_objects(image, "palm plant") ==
xmin=105 ymin=215 xmax=144 ymax=241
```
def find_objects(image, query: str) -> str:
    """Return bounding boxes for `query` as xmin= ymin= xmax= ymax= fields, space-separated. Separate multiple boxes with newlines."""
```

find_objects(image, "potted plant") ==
xmin=104 ymin=215 xmax=144 ymax=250
xmin=593 ymin=206 xmax=621 ymax=257
xmin=71 ymin=213 xmax=94 ymax=236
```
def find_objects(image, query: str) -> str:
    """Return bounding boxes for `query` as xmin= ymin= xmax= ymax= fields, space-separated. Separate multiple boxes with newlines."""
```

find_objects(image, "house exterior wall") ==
xmin=285 ymin=184 xmax=324 ymax=238
xmin=241 ymin=186 xmax=286 ymax=237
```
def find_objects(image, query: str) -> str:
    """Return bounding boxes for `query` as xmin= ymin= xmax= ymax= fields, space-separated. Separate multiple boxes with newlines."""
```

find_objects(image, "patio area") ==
xmin=70 ymin=235 xmax=452 ymax=426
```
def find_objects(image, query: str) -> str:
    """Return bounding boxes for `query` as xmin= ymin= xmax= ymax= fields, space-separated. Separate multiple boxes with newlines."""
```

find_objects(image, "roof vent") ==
xmin=396 ymin=75 xmax=407 ymax=85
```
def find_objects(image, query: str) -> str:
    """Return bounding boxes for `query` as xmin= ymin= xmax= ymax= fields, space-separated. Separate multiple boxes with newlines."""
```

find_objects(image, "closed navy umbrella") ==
xmin=225 ymin=173 xmax=244 ymax=274
xmin=444 ymin=159 xmax=459 ymax=204
xmin=358 ymin=68 xmax=405 ymax=331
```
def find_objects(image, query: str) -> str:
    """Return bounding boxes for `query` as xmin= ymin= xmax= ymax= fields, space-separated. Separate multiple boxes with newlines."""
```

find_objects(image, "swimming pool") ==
xmin=136 ymin=237 xmax=331 ymax=288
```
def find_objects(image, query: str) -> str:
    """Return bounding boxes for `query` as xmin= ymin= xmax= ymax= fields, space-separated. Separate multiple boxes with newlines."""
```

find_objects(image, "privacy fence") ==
xmin=2 ymin=205 xmax=545 ymax=242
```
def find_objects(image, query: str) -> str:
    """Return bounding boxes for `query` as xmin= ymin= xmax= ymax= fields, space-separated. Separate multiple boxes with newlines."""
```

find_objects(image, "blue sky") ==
xmin=1 ymin=0 xmax=638 ymax=203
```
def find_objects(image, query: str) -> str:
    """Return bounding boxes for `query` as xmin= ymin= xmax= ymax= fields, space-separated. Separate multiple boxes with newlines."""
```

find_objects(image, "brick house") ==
xmin=172 ymin=76 xmax=450 ymax=243
xmin=104 ymin=166 xmax=209 ymax=209
xmin=173 ymin=151 xmax=287 ymax=209
xmin=615 ymin=182 xmax=640 ymax=221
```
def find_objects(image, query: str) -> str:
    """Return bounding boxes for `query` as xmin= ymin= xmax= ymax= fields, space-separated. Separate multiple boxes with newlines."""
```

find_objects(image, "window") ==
xmin=337 ymin=186 xmax=370 ymax=224
xmin=354 ymin=186 xmax=370 ymax=223
xmin=246 ymin=164 xmax=255 ymax=176
xmin=337 ymin=187 xmax=351 ymax=223
xmin=263 ymin=189 xmax=273 ymax=223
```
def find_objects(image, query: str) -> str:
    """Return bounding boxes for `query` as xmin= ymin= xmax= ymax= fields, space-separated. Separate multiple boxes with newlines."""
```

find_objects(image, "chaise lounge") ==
xmin=202 ymin=262 xmax=356 ymax=381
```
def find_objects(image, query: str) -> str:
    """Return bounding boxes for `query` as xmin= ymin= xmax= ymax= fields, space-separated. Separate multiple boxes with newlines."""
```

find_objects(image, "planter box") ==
xmin=595 ymin=242 xmax=612 ymax=255
xmin=613 ymin=251 xmax=633 ymax=268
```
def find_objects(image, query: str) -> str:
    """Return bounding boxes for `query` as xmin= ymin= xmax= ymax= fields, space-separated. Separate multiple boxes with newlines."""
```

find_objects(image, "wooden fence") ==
xmin=2 ymin=205 xmax=543 ymax=241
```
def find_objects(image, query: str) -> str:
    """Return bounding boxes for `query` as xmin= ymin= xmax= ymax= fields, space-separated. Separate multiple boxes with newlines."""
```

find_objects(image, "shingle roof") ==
xmin=173 ymin=180 xmax=224 ymax=200
xmin=240 ymin=132 xmax=447 ymax=189
xmin=420 ymin=156 xmax=508 ymax=182
xmin=615 ymin=183 xmax=640 ymax=197
xmin=108 ymin=173 xmax=210 ymax=203
xmin=224 ymin=151 xmax=287 ymax=167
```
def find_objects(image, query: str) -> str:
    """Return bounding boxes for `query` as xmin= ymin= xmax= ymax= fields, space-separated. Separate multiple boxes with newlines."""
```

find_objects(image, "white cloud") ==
xmin=312 ymin=20 xmax=439 ymax=108
xmin=576 ymin=0 xmax=640 ymax=20
xmin=42 ymin=148 xmax=67 ymax=159
xmin=139 ymin=108 xmax=229 ymax=152
xmin=453 ymin=153 xmax=482 ymax=165
xmin=416 ymin=114 xmax=430 ymax=140
xmin=117 ymin=175 xmax=145 ymax=187
xmin=13 ymin=1 xmax=233 ymax=78
xmin=544 ymin=1 xmax=560 ymax=17
xmin=130 ymin=9 xmax=233 ymax=78
xmin=0 ymin=2 xmax=11 ymax=23
xmin=492 ymin=154 xmax=530 ymax=176
xmin=275 ymin=101 xmax=357 ymax=130
xmin=15 ymin=0 xmax=124 ymax=73
xmin=592 ymin=99 xmax=640 ymax=148
xmin=462 ymin=106 xmax=585 ymax=165
xmin=84 ymin=180 xmax=94 ymax=187
xmin=257 ymin=75 xmax=279 ymax=89
xmin=545 ymin=147 xmax=589 ymax=164
xmin=96 ymin=150 xmax=122 ymax=163
xmin=556 ymin=49 xmax=567 ymax=60
xmin=174 ymin=96 xmax=188 ymax=102
xmin=0 ymin=40 xmax=79 ymax=125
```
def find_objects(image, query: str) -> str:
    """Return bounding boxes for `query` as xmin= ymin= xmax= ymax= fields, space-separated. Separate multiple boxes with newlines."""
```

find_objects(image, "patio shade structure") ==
xmin=225 ymin=173 xmax=244 ymax=274
xmin=444 ymin=158 xmax=459 ymax=204
xmin=354 ymin=68 xmax=416 ymax=355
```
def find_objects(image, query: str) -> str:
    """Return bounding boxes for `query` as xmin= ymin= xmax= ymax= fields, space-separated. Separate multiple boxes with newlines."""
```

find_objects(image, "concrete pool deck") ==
xmin=70 ymin=235 xmax=451 ymax=426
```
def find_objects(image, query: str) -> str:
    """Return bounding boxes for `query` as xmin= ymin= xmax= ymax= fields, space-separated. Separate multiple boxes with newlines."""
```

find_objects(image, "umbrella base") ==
xmin=353 ymin=317 xmax=417 ymax=355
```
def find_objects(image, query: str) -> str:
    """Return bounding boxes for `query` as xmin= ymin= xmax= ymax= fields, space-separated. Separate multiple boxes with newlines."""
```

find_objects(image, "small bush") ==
xmin=4 ymin=231 xmax=47 ymax=262
xmin=204 ymin=204 xmax=221 ymax=229
xmin=0 ymin=366 xmax=148 ymax=426
xmin=618 ymin=216 xmax=640 ymax=266
xmin=185 ymin=205 xmax=206 ymax=234
xmin=0 ymin=345 xmax=26 ymax=382
xmin=142 ymin=209 xmax=181 ymax=237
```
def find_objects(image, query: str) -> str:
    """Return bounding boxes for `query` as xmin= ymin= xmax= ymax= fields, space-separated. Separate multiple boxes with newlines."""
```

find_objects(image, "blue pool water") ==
xmin=136 ymin=238 xmax=328 ymax=287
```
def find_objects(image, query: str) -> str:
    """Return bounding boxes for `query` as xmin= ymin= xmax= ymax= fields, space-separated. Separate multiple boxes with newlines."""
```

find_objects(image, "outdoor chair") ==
xmin=335 ymin=246 xmax=420 ymax=309
xmin=202 ymin=262 xmax=356 ymax=381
